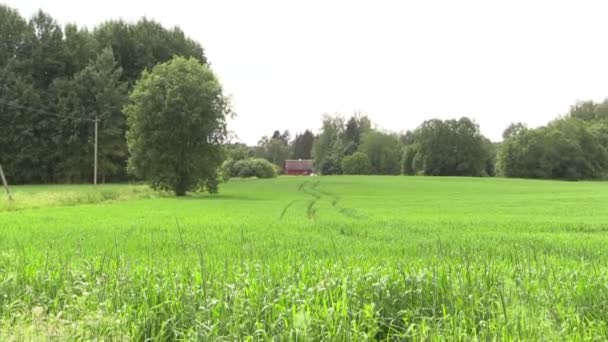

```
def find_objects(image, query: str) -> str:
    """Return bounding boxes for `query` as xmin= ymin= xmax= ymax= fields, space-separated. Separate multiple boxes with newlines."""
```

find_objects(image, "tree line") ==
xmin=0 ymin=5 xmax=206 ymax=184
xmin=234 ymin=103 xmax=608 ymax=181
xmin=229 ymin=114 xmax=494 ymax=177
xmin=499 ymin=101 xmax=608 ymax=180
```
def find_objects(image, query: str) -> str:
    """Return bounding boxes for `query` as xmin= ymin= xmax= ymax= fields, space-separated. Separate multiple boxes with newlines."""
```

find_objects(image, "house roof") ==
xmin=285 ymin=159 xmax=313 ymax=171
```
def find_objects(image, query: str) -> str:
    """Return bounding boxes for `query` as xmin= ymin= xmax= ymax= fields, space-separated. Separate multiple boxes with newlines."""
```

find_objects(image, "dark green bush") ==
xmin=319 ymin=155 xmax=343 ymax=175
xmin=223 ymin=158 xmax=277 ymax=179
xmin=342 ymin=152 xmax=371 ymax=175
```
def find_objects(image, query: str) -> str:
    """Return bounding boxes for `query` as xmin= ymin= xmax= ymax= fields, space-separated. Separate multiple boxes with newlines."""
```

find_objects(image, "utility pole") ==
xmin=94 ymin=114 xmax=99 ymax=185
xmin=0 ymin=163 xmax=12 ymax=201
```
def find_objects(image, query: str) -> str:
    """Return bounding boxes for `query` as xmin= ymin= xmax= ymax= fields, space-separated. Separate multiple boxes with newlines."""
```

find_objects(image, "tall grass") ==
xmin=0 ymin=184 xmax=156 ymax=211
xmin=0 ymin=177 xmax=607 ymax=339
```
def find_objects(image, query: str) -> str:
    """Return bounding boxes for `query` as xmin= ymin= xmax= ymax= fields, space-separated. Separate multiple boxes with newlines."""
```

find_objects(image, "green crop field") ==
xmin=1 ymin=176 xmax=608 ymax=340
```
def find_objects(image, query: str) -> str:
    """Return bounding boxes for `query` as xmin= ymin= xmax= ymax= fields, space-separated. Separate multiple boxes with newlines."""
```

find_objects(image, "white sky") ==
xmin=6 ymin=0 xmax=608 ymax=144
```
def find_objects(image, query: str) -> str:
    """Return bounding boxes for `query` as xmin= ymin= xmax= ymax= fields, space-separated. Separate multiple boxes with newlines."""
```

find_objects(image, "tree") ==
xmin=569 ymin=100 xmax=608 ymax=122
xmin=343 ymin=114 xmax=372 ymax=155
xmin=502 ymin=122 xmax=527 ymax=140
xmin=358 ymin=131 xmax=401 ymax=175
xmin=342 ymin=152 xmax=372 ymax=175
xmin=497 ymin=117 xmax=608 ymax=180
xmin=292 ymin=130 xmax=315 ymax=159
xmin=343 ymin=117 xmax=361 ymax=155
xmin=271 ymin=130 xmax=291 ymax=144
xmin=0 ymin=68 xmax=44 ymax=183
xmin=313 ymin=114 xmax=345 ymax=171
xmin=224 ymin=143 xmax=253 ymax=161
xmin=94 ymin=18 xmax=207 ymax=84
xmin=0 ymin=5 xmax=32 ymax=68
xmin=0 ymin=4 xmax=216 ymax=184
xmin=50 ymin=48 xmax=127 ymax=182
xmin=28 ymin=11 xmax=67 ymax=89
xmin=401 ymin=145 xmax=418 ymax=175
xmin=63 ymin=24 xmax=98 ymax=76
xmin=405 ymin=118 xmax=490 ymax=176
xmin=255 ymin=133 xmax=292 ymax=168
xmin=125 ymin=57 xmax=230 ymax=196
xmin=319 ymin=155 xmax=343 ymax=175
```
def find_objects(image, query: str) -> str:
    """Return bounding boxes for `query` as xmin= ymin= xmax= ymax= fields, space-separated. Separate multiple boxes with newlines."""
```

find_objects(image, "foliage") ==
xmin=498 ymin=117 xmax=608 ymax=180
xmin=312 ymin=113 xmax=373 ymax=174
xmin=93 ymin=18 xmax=206 ymax=84
xmin=402 ymin=145 xmax=418 ymax=175
xmin=404 ymin=117 xmax=490 ymax=176
xmin=313 ymin=114 xmax=345 ymax=171
xmin=342 ymin=114 xmax=371 ymax=156
xmin=0 ymin=4 xmax=209 ymax=184
xmin=229 ymin=158 xmax=277 ymax=178
xmin=254 ymin=132 xmax=291 ymax=168
xmin=319 ymin=154 xmax=343 ymax=175
xmin=502 ymin=122 xmax=527 ymax=140
xmin=50 ymin=48 xmax=128 ymax=182
xmin=292 ymin=130 xmax=315 ymax=159
xmin=568 ymin=100 xmax=608 ymax=122
xmin=358 ymin=131 xmax=401 ymax=175
xmin=341 ymin=152 xmax=372 ymax=175
xmin=224 ymin=143 xmax=253 ymax=161
xmin=125 ymin=57 xmax=230 ymax=196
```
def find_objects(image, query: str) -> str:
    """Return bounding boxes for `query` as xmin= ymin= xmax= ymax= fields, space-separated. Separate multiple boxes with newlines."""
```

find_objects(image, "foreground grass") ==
xmin=0 ymin=176 xmax=607 ymax=340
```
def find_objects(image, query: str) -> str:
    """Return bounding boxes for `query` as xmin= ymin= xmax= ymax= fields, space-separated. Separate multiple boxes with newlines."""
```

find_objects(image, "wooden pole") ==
xmin=0 ymin=163 xmax=12 ymax=201
xmin=94 ymin=115 xmax=99 ymax=185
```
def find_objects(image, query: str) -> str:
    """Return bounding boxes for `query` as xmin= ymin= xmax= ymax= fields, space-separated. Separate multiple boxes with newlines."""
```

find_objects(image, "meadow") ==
xmin=1 ymin=176 xmax=608 ymax=340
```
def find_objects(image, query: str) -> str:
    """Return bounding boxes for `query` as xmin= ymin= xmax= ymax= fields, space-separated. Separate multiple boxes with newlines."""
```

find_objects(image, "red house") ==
xmin=285 ymin=159 xmax=313 ymax=175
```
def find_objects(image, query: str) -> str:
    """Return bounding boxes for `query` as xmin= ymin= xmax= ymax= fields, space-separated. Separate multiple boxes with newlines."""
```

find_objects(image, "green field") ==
xmin=1 ymin=176 xmax=608 ymax=340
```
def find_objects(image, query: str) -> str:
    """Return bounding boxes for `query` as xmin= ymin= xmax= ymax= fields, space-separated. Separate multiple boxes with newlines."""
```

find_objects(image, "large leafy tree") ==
xmin=125 ymin=57 xmax=230 ymax=196
xmin=405 ymin=117 xmax=490 ymax=176
xmin=358 ymin=131 xmax=401 ymax=175
xmin=498 ymin=117 xmax=608 ymax=180
xmin=342 ymin=152 xmax=372 ymax=175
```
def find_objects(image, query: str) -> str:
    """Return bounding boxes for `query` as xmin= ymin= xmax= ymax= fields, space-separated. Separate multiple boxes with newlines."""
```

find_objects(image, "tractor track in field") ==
xmin=279 ymin=199 xmax=299 ymax=219
xmin=307 ymin=198 xmax=319 ymax=221
xmin=300 ymin=180 xmax=321 ymax=221
xmin=284 ymin=179 xmax=364 ymax=221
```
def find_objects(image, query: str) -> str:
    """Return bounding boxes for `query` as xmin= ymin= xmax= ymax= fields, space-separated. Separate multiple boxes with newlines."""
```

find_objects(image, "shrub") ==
xmin=220 ymin=159 xmax=236 ymax=181
xmin=230 ymin=158 xmax=277 ymax=179
xmin=342 ymin=152 xmax=372 ymax=175
xmin=319 ymin=155 xmax=343 ymax=175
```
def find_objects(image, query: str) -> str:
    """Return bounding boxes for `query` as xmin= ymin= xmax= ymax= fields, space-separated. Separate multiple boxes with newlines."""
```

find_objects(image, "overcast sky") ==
xmin=6 ymin=0 xmax=608 ymax=144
